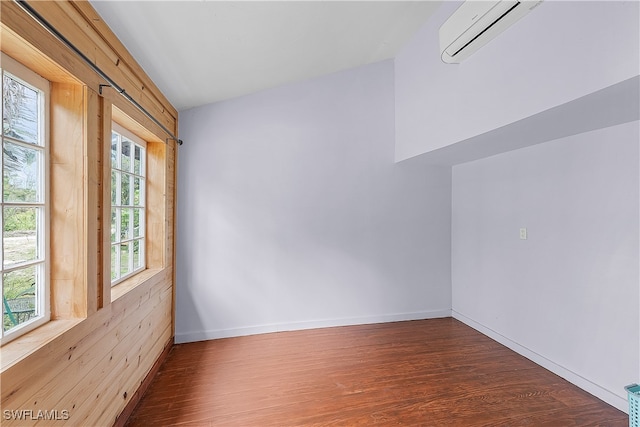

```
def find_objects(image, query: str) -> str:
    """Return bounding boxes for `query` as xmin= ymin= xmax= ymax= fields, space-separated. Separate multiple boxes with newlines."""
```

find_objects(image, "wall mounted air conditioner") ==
xmin=439 ymin=0 xmax=543 ymax=64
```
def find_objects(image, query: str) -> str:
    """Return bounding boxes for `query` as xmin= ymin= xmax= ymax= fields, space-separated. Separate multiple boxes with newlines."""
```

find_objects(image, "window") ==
xmin=111 ymin=123 xmax=146 ymax=285
xmin=1 ymin=53 xmax=50 ymax=344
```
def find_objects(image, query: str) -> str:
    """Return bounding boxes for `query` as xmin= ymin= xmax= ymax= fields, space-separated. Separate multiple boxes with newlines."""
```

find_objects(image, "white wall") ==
xmin=176 ymin=60 xmax=452 ymax=343
xmin=452 ymin=121 xmax=640 ymax=411
xmin=395 ymin=1 xmax=640 ymax=161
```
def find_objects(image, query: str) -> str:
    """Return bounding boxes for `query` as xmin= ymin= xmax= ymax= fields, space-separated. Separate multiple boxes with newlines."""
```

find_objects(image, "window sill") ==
xmin=0 ymin=318 xmax=82 ymax=372
xmin=111 ymin=268 xmax=163 ymax=302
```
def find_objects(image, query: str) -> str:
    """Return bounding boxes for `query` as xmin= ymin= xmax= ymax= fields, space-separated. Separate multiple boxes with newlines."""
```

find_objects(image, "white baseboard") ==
xmin=452 ymin=310 xmax=629 ymax=413
xmin=175 ymin=309 xmax=452 ymax=344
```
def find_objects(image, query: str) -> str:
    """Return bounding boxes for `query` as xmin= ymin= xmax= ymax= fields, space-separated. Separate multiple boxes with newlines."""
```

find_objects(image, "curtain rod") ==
xmin=14 ymin=0 xmax=183 ymax=146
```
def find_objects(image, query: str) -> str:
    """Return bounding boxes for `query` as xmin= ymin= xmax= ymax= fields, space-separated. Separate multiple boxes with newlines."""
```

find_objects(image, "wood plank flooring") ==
xmin=125 ymin=318 xmax=627 ymax=426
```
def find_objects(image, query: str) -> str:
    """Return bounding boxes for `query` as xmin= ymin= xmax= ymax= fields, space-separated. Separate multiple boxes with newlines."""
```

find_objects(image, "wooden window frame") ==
xmin=110 ymin=122 xmax=146 ymax=286
xmin=110 ymin=106 xmax=167 ymax=301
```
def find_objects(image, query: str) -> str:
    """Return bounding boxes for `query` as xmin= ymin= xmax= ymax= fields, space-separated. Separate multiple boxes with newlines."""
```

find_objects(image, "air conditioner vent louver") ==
xmin=439 ymin=0 xmax=543 ymax=64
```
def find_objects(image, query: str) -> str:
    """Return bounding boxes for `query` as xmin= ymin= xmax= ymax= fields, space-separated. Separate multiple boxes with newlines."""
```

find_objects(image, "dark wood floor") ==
xmin=125 ymin=318 xmax=627 ymax=426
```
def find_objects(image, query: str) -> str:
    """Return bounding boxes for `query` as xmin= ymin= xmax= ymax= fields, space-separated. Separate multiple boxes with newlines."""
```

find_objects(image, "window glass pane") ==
xmin=2 ymin=75 xmax=39 ymax=145
xmin=111 ymin=132 xmax=119 ymax=169
xmin=120 ymin=208 xmax=131 ymax=241
xmin=111 ymin=208 xmax=118 ymax=243
xmin=133 ymin=208 xmax=142 ymax=238
xmin=120 ymin=242 xmax=131 ymax=277
xmin=134 ymin=145 xmax=142 ymax=176
xmin=133 ymin=176 xmax=142 ymax=206
xmin=3 ymin=265 xmax=37 ymax=332
xmin=111 ymin=170 xmax=119 ymax=206
xmin=3 ymin=141 xmax=41 ymax=203
xmin=121 ymin=139 xmax=131 ymax=172
xmin=111 ymin=244 xmax=118 ymax=281
xmin=3 ymin=206 xmax=38 ymax=266
xmin=133 ymin=239 xmax=142 ymax=270
xmin=121 ymin=173 xmax=130 ymax=206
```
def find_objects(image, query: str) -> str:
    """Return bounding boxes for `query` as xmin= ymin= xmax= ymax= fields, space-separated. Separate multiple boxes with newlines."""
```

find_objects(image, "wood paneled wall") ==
xmin=0 ymin=1 xmax=177 ymax=425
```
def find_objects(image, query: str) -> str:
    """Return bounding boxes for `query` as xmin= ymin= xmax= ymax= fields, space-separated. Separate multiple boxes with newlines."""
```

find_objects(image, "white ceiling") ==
xmin=89 ymin=1 xmax=441 ymax=111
